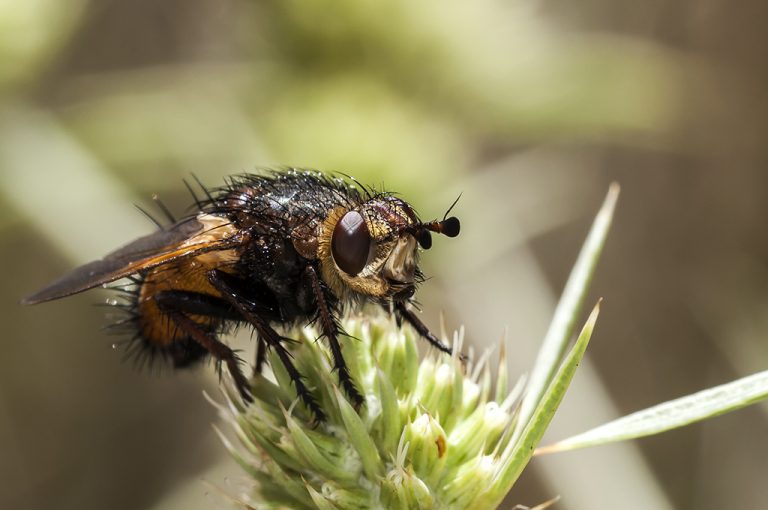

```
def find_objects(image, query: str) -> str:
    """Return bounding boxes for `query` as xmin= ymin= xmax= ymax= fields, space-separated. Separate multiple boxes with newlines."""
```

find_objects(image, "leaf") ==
xmin=333 ymin=386 xmax=383 ymax=480
xmin=513 ymin=184 xmax=619 ymax=440
xmin=536 ymin=369 xmax=768 ymax=455
xmin=471 ymin=302 xmax=601 ymax=510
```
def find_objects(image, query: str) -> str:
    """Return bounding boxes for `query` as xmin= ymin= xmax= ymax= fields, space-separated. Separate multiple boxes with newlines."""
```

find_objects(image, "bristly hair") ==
xmin=103 ymin=277 xmax=231 ymax=374
xmin=185 ymin=169 xmax=399 ymax=243
xmin=100 ymin=185 xmax=222 ymax=374
xmin=198 ymin=168 xmax=390 ymax=212
xmin=101 ymin=277 xmax=169 ymax=372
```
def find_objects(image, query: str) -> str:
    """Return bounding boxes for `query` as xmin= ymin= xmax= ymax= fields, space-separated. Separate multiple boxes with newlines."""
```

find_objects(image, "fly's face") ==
xmin=352 ymin=197 xmax=420 ymax=300
xmin=380 ymin=233 xmax=419 ymax=297
xmin=318 ymin=196 xmax=459 ymax=301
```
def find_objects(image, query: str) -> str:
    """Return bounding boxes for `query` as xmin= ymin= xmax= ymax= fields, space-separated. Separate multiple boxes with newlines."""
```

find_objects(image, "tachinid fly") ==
xmin=23 ymin=169 xmax=460 ymax=421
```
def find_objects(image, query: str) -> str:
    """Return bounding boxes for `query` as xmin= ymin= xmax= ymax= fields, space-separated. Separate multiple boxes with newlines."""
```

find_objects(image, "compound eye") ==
xmin=332 ymin=210 xmax=371 ymax=276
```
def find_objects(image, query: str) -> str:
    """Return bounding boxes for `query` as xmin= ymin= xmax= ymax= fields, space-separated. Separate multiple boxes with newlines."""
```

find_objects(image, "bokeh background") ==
xmin=1 ymin=1 xmax=767 ymax=509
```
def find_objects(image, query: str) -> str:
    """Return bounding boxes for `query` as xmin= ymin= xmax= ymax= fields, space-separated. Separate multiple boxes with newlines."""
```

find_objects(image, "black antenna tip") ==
xmin=442 ymin=217 xmax=460 ymax=237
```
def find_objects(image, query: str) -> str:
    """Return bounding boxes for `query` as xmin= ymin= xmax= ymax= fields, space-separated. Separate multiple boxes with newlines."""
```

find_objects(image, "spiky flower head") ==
xmin=214 ymin=309 xmax=590 ymax=510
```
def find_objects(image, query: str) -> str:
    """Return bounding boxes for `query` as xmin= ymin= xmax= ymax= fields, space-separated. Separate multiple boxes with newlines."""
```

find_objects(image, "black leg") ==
xmin=155 ymin=294 xmax=252 ymax=403
xmin=393 ymin=301 xmax=453 ymax=355
xmin=155 ymin=290 xmax=242 ymax=320
xmin=163 ymin=282 xmax=280 ymax=377
xmin=304 ymin=266 xmax=364 ymax=409
xmin=207 ymin=269 xmax=326 ymax=422
xmin=160 ymin=288 xmax=278 ymax=374
xmin=254 ymin=337 xmax=267 ymax=374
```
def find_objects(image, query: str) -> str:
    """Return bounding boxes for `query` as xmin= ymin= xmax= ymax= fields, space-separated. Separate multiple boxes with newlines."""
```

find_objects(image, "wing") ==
xmin=22 ymin=214 xmax=243 ymax=304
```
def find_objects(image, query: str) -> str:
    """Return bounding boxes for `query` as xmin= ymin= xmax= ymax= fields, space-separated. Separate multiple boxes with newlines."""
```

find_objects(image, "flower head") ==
xmin=216 ymin=311 xmax=542 ymax=509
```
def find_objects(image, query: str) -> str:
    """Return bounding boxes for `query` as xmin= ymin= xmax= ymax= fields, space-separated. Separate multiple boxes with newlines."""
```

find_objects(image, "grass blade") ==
xmin=514 ymin=184 xmax=619 ymax=439
xmin=537 ymin=369 xmax=768 ymax=455
xmin=472 ymin=302 xmax=601 ymax=509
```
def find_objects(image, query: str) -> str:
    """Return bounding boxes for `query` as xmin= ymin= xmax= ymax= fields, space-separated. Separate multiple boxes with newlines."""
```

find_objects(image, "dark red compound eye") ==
xmin=332 ymin=210 xmax=372 ymax=276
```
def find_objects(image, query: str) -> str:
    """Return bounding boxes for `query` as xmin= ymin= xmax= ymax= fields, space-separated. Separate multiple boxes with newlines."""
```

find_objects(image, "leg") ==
xmin=207 ymin=269 xmax=326 ymax=422
xmin=155 ymin=293 xmax=252 ymax=402
xmin=155 ymin=290 xmax=242 ymax=320
xmin=160 ymin=287 xmax=278 ymax=376
xmin=172 ymin=280 xmax=279 ymax=377
xmin=304 ymin=266 xmax=364 ymax=409
xmin=393 ymin=301 xmax=453 ymax=355
xmin=153 ymin=290 xmax=244 ymax=370
xmin=254 ymin=337 xmax=267 ymax=374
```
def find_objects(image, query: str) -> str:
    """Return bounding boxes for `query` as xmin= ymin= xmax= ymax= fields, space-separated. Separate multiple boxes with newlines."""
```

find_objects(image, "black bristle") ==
xmin=152 ymin=194 xmax=177 ymax=224
xmin=134 ymin=204 xmax=164 ymax=230
xmin=183 ymin=179 xmax=204 ymax=211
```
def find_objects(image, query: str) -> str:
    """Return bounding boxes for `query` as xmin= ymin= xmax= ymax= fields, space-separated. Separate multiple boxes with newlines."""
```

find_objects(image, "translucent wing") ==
xmin=23 ymin=214 xmax=242 ymax=304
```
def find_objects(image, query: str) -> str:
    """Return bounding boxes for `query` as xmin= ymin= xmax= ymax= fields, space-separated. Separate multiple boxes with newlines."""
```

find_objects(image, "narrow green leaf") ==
xmin=217 ymin=424 xmax=314 ymax=508
xmin=537 ymin=369 xmax=768 ymax=455
xmin=440 ymin=358 xmax=465 ymax=433
xmin=401 ymin=328 xmax=420 ymax=395
xmin=376 ymin=367 xmax=402 ymax=453
xmin=285 ymin=412 xmax=356 ymax=482
xmin=248 ymin=373 xmax=292 ymax=410
xmin=333 ymin=386 xmax=383 ymax=480
xmin=380 ymin=473 xmax=409 ymax=510
xmin=305 ymin=483 xmax=340 ymax=510
xmin=236 ymin=420 xmax=305 ymax=473
xmin=475 ymin=302 xmax=600 ymax=510
xmin=494 ymin=339 xmax=509 ymax=402
xmin=315 ymin=481 xmax=372 ymax=510
xmin=514 ymin=184 xmax=619 ymax=439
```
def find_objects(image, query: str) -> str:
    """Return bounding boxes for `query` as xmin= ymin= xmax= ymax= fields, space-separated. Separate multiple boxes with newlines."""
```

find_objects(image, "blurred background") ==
xmin=1 ymin=0 xmax=767 ymax=509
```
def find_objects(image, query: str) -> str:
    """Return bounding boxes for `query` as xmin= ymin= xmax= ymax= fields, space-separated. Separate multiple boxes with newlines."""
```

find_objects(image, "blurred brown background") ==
xmin=1 ymin=1 xmax=767 ymax=509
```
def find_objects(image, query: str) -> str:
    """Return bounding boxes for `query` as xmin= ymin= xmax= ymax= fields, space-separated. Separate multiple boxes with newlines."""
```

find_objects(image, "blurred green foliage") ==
xmin=1 ymin=0 xmax=682 ymax=200
xmin=0 ymin=0 xmax=87 ymax=92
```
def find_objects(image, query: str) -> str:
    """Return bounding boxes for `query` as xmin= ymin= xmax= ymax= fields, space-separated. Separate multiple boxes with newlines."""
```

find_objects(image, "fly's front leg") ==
xmin=393 ymin=300 xmax=453 ymax=355
xmin=207 ymin=269 xmax=326 ymax=422
xmin=304 ymin=266 xmax=364 ymax=410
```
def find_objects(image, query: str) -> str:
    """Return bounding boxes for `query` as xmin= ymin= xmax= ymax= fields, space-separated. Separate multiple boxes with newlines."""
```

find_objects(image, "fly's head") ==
xmin=317 ymin=195 xmax=460 ymax=302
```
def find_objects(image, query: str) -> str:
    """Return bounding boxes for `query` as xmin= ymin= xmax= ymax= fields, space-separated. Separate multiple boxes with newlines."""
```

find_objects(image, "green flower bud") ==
xmin=215 ymin=309 xmax=581 ymax=509
xmin=443 ymin=454 xmax=498 ymax=508
xmin=447 ymin=401 xmax=510 ymax=464
xmin=375 ymin=325 xmax=419 ymax=396
xmin=404 ymin=412 xmax=448 ymax=485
